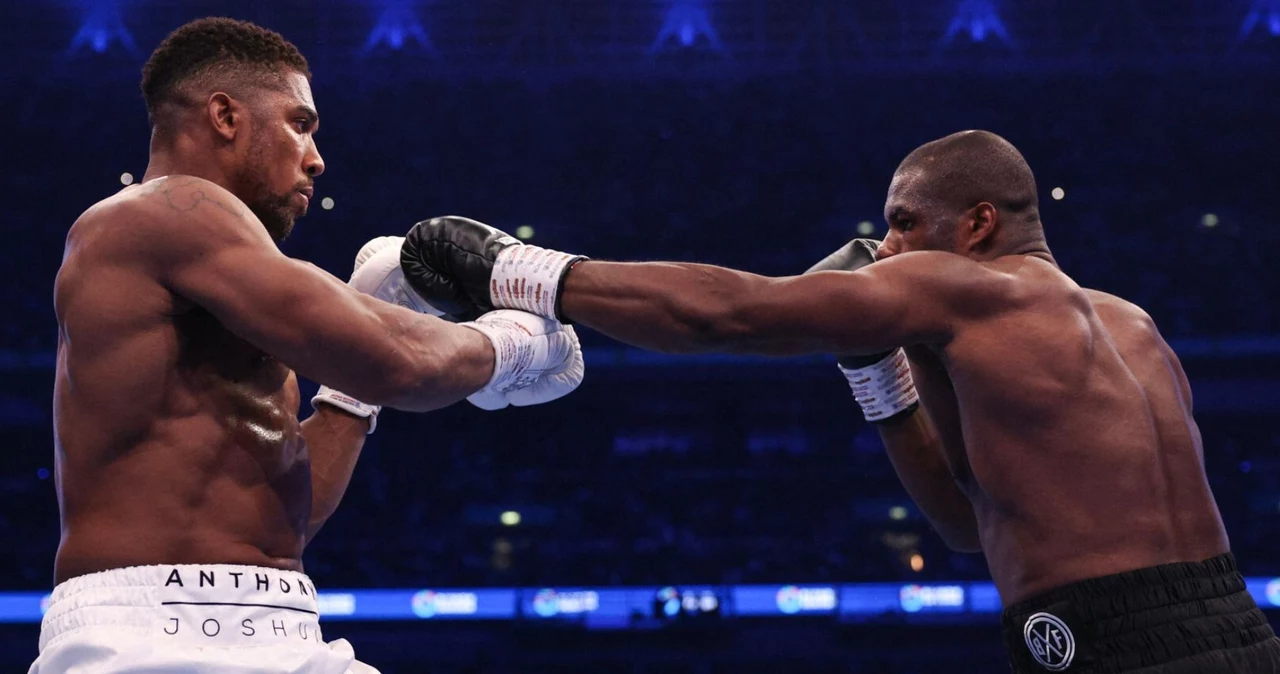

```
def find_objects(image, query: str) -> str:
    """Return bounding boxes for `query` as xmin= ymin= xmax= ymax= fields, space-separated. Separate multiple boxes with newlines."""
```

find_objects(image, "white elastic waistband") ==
xmin=40 ymin=564 xmax=324 ymax=652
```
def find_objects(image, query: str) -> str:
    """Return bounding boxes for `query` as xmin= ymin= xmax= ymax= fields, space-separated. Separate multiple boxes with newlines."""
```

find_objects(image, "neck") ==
xmin=1005 ymin=237 xmax=1056 ymax=266
xmin=980 ymin=231 xmax=1056 ymax=267
xmin=141 ymin=130 xmax=233 ymax=189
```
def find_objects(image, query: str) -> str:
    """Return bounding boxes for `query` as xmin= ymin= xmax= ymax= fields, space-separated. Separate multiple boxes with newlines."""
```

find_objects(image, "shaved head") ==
xmin=896 ymin=130 xmax=1039 ymax=221
xmin=881 ymin=130 xmax=1047 ymax=259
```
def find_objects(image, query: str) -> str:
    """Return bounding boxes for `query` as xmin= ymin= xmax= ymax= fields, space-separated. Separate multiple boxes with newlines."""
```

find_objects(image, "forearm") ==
xmin=561 ymin=260 xmax=778 ymax=354
xmin=877 ymin=410 xmax=982 ymax=552
xmin=354 ymin=300 xmax=495 ymax=412
xmin=300 ymin=405 xmax=371 ymax=545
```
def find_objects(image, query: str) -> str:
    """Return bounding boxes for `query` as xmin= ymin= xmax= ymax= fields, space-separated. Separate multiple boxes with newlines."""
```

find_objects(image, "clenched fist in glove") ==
xmin=460 ymin=310 xmax=584 ymax=411
xmin=315 ymin=236 xmax=584 ymax=416
xmin=400 ymin=216 xmax=587 ymax=322
xmin=347 ymin=235 xmax=449 ymax=317
xmin=805 ymin=239 xmax=919 ymax=424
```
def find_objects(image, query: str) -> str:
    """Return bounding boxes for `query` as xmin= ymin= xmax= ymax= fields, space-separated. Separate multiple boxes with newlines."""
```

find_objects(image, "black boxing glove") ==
xmin=400 ymin=216 xmax=588 ymax=322
xmin=804 ymin=238 xmax=919 ymax=424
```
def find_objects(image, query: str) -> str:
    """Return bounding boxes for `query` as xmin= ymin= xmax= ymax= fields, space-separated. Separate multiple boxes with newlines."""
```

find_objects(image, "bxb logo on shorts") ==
xmin=1023 ymin=612 xmax=1075 ymax=671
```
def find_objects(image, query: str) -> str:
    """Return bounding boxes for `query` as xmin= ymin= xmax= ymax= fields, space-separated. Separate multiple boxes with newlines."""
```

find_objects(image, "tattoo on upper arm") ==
xmin=160 ymin=178 xmax=247 ymax=220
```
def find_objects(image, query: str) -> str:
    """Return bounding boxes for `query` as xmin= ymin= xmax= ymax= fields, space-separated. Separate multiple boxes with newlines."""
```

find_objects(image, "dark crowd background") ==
xmin=0 ymin=0 xmax=1278 ymax=671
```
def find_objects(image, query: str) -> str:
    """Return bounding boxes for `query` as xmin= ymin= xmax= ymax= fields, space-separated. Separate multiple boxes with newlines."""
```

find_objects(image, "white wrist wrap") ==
xmin=462 ymin=317 xmax=543 ymax=393
xmin=838 ymin=348 xmax=920 ymax=423
xmin=312 ymin=385 xmax=380 ymax=434
xmin=490 ymin=244 xmax=580 ymax=319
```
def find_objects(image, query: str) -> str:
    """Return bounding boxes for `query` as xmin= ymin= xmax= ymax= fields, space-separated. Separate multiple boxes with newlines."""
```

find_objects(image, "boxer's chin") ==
xmin=253 ymin=194 xmax=303 ymax=244
xmin=266 ymin=213 xmax=296 ymax=243
xmin=252 ymin=200 xmax=297 ymax=244
xmin=270 ymin=217 xmax=296 ymax=243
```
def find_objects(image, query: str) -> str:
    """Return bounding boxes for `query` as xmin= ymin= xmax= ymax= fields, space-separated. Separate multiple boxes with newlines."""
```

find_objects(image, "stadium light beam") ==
xmin=1241 ymin=0 xmax=1280 ymax=38
xmin=365 ymin=0 xmax=438 ymax=55
xmin=942 ymin=0 xmax=1011 ymax=46
xmin=650 ymin=0 xmax=726 ymax=54
xmin=67 ymin=0 xmax=137 ymax=56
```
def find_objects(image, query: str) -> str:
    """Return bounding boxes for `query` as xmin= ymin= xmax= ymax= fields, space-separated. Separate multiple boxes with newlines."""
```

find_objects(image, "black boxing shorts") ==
xmin=1002 ymin=553 xmax=1280 ymax=673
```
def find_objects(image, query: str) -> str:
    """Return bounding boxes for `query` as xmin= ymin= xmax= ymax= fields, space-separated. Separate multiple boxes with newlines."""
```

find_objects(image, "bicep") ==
xmin=167 ymin=236 xmax=372 ymax=362
xmin=143 ymin=180 xmax=442 ymax=397
xmin=738 ymin=255 xmax=976 ymax=356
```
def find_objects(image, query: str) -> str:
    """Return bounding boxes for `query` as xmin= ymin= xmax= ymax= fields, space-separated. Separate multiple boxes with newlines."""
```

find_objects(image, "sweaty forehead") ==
xmin=278 ymin=71 xmax=315 ymax=109
xmin=252 ymin=71 xmax=314 ymax=112
xmin=884 ymin=167 xmax=928 ymax=217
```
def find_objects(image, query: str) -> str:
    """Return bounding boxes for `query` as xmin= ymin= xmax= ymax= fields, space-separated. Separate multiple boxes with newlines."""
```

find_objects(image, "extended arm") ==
xmin=399 ymin=216 xmax=1010 ymax=359
xmin=559 ymin=257 xmax=964 ymax=356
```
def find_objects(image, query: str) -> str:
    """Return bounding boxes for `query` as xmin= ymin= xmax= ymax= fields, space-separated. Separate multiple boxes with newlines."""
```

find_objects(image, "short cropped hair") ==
xmin=897 ymin=130 xmax=1040 ymax=223
xmin=141 ymin=17 xmax=310 ymax=125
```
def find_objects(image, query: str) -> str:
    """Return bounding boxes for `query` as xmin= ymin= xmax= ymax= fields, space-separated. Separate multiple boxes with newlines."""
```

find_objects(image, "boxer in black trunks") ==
xmin=399 ymin=130 xmax=1280 ymax=673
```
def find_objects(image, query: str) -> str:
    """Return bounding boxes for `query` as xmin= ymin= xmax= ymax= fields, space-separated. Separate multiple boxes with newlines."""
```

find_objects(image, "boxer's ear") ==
xmin=206 ymin=92 xmax=241 ymax=143
xmin=964 ymin=202 xmax=998 ymax=254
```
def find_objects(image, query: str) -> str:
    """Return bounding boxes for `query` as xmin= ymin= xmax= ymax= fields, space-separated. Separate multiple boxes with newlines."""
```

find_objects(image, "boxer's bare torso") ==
xmin=901 ymin=256 xmax=1228 ymax=603
xmin=53 ymin=185 xmax=309 ymax=584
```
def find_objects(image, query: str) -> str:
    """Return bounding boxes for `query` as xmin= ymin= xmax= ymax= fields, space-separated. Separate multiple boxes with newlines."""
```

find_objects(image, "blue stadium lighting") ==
xmin=942 ymin=0 xmax=1011 ymax=45
xmin=650 ymin=0 xmax=725 ymax=54
xmin=1241 ymin=0 xmax=1280 ymax=38
xmin=67 ymin=0 xmax=137 ymax=56
xmin=365 ymin=0 xmax=436 ymax=54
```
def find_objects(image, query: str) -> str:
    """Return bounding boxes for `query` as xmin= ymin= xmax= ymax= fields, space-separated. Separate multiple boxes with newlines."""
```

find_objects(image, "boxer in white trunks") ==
xmin=37 ymin=17 xmax=582 ymax=673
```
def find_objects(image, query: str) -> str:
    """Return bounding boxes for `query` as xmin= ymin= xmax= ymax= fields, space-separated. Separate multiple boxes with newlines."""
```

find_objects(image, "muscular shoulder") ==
xmin=70 ymin=177 xmax=252 ymax=259
xmin=1081 ymin=289 xmax=1184 ymax=372
xmin=1084 ymin=289 xmax=1159 ymax=336
xmin=55 ymin=187 xmax=183 ymax=330
xmin=873 ymin=251 xmax=1024 ymax=317
xmin=118 ymin=178 xmax=275 ymax=281
xmin=123 ymin=176 xmax=256 ymax=243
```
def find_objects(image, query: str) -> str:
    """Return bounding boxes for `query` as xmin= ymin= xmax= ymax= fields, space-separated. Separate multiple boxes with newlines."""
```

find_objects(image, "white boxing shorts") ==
xmin=29 ymin=564 xmax=379 ymax=674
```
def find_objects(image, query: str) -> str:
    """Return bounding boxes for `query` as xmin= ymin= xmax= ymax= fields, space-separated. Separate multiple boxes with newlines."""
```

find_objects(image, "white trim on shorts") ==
xmin=39 ymin=564 xmax=323 ymax=652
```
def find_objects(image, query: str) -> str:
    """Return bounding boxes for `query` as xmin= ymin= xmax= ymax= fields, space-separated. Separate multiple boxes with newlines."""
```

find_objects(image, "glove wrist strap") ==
xmin=312 ymin=386 xmax=380 ymax=434
xmin=838 ymin=348 xmax=920 ymax=424
xmin=462 ymin=318 xmax=539 ymax=393
xmin=490 ymin=245 xmax=586 ymax=320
